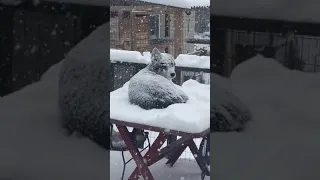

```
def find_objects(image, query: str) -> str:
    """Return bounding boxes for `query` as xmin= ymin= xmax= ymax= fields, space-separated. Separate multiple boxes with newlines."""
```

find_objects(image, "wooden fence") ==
xmin=0 ymin=1 xmax=109 ymax=96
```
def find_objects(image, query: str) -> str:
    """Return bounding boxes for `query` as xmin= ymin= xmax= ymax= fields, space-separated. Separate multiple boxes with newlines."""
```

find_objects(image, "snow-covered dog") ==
xmin=58 ymin=23 xmax=111 ymax=150
xmin=128 ymin=48 xmax=189 ymax=110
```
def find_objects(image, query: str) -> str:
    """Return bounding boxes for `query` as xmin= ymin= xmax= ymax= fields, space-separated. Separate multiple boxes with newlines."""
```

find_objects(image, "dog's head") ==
xmin=150 ymin=48 xmax=176 ymax=80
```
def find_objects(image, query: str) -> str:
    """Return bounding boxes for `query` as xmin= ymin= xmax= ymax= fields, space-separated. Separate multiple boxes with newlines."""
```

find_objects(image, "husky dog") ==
xmin=128 ymin=48 xmax=189 ymax=110
xmin=58 ymin=23 xmax=111 ymax=150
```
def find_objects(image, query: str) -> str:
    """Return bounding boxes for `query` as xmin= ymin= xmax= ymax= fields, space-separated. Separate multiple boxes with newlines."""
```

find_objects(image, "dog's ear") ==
xmin=151 ymin=48 xmax=161 ymax=62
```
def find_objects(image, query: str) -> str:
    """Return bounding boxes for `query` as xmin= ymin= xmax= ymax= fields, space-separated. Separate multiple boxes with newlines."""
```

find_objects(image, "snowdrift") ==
xmin=0 ymin=22 xmax=111 ymax=180
xmin=0 ymin=62 xmax=112 ymax=180
xmin=212 ymin=55 xmax=320 ymax=180
xmin=111 ymin=79 xmax=210 ymax=133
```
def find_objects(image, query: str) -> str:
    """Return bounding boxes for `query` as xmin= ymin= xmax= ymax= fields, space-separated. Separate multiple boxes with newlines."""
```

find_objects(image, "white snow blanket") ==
xmin=0 ymin=61 xmax=112 ymax=180
xmin=110 ymin=80 xmax=210 ymax=134
xmin=213 ymin=55 xmax=320 ymax=180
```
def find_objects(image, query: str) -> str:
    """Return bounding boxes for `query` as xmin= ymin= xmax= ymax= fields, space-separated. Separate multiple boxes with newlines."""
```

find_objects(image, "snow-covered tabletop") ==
xmin=110 ymin=80 xmax=210 ymax=134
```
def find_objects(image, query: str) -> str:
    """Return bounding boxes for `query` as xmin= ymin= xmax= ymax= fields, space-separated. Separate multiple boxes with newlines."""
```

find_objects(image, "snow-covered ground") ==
xmin=110 ymin=151 xmax=209 ymax=180
xmin=0 ymin=61 xmax=111 ymax=180
xmin=212 ymin=55 xmax=320 ymax=180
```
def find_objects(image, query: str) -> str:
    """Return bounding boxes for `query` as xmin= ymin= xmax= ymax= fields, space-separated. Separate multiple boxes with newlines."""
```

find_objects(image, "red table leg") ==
xmin=116 ymin=125 xmax=154 ymax=180
xmin=165 ymin=140 xmax=189 ymax=166
xmin=188 ymin=140 xmax=210 ymax=176
xmin=128 ymin=132 xmax=168 ymax=179
xmin=116 ymin=124 xmax=210 ymax=179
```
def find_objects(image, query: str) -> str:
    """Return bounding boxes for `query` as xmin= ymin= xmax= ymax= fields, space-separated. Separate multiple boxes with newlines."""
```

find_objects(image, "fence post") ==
xmin=110 ymin=62 xmax=115 ymax=91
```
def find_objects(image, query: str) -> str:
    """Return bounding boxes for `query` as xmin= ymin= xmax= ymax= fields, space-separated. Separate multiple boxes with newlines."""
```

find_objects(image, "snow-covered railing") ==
xmin=110 ymin=49 xmax=210 ymax=69
xmin=110 ymin=49 xmax=210 ymax=91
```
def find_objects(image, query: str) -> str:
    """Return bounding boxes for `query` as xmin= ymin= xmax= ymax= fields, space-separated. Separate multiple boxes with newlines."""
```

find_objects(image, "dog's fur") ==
xmin=58 ymin=22 xmax=110 ymax=150
xmin=128 ymin=48 xmax=189 ymax=110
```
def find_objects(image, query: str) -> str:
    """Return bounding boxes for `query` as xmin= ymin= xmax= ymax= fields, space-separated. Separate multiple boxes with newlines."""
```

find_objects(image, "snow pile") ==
xmin=0 ymin=22 xmax=112 ymax=180
xmin=0 ymin=61 xmax=111 ymax=180
xmin=111 ymin=79 xmax=210 ymax=133
xmin=194 ymin=31 xmax=210 ymax=40
xmin=110 ymin=49 xmax=150 ymax=64
xmin=175 ymin=54 xmax=210 ymax=69
xmin=194 ymin=44 xmax=210 ymax=51
xmin=212 ymin=55 xmax=320 ymax=180
xmin=110 ymin=49 xmax=210 ymax=69
xmin=40 ymin=60 xmax=64 ymax=81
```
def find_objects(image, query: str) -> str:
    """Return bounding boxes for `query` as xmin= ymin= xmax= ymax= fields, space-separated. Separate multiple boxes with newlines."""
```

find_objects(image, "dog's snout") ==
xmin=170 ymin=73 xmax=176 ymax=78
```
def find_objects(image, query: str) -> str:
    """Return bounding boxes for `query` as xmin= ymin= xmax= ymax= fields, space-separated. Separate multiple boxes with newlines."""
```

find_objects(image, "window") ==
xmin=165 ymin=47 xmax=169 ymax=53
xmin=149 ymin=15 xmax=160 ymax=38
xmin=165 ymin=14 xmax=170 ymax=37
xmin=123 ymin=11 xmax=130 ymax=19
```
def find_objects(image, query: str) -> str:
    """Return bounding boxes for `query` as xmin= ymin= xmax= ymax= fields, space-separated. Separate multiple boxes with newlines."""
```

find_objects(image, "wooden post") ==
xmin=224 ymin=30 xmax=232 ymax=77
xmin=130 ymin=11 xmax=135 ymax=51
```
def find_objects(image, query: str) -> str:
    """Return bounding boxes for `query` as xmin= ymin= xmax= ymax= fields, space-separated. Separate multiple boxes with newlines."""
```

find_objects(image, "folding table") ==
xmin=111 ymin=118 xmax=210 ymax=180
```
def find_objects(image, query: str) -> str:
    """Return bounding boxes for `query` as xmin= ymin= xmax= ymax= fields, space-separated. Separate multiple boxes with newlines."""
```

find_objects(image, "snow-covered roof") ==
xmin=142 ymin=0 xmax=209 ymax=8
xmin=211 ymin=0 xmax=320 ymax=24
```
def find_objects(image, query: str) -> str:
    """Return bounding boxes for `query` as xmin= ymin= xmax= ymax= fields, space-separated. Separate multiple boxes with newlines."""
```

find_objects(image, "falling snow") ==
xmin=0 ymin=1 xmax=211 ymax=179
